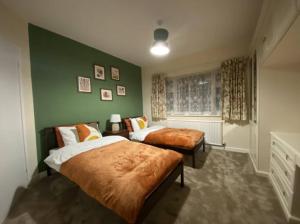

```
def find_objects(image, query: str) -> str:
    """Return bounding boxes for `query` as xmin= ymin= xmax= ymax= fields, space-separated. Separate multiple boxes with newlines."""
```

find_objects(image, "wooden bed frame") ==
xmin=122 ymin=118 xmax=205 ymax=168
xmin=44 ymin=121 xmax=184 ymax=224
xmin=148 ymin=138 xmax=205 ymax=168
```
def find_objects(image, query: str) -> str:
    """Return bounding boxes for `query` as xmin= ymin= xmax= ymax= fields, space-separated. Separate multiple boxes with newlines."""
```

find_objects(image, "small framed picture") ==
xmin=78 ymin=76 xmax=91 ymax=93
xmin=94 ymin=65 xmax=105 ymax=80
xmin=100 ymin=89 xmax=113 ymax=101
xmin=111 ymin=66 xmax=120 ymax=80
xmin=116 ymin=85 xmax=126 ymax=96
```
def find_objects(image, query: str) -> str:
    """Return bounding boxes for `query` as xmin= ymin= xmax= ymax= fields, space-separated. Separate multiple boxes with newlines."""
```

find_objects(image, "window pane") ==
xmin=166 ymin=69 xmax=221 ymax=116
xmin=189 ymin=74 xmax=211 ymax=114
xmin=176 ymin=77 xmax=189 ymax=113
xmin=166 ymin=79 xmax=174 ymax=113
xmin=215 ymin=72 xmax=222 ymax=115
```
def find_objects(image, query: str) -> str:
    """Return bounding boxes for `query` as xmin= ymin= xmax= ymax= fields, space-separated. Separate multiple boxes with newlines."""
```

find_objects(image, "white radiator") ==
xmin=165 ymin=119 xmax=224 ymax=146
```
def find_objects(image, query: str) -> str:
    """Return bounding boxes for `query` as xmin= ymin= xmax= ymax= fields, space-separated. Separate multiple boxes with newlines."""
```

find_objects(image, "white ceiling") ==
xmin=2 ymin=0 xmax=262 ymax=66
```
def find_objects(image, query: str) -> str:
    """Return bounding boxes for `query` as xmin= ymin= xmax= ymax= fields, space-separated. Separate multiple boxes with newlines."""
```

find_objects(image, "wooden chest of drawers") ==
xmin=270 ymin=132 xmax=300 ymax=223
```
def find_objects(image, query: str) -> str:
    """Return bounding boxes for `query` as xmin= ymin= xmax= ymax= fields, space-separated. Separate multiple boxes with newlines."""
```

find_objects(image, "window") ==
xmin=166 ymin=70 xmax=222 ymax=116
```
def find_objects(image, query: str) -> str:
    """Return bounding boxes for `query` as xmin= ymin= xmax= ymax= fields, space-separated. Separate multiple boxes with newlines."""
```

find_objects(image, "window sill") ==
xmin=166 ymin=116 xmax=223 ymax=122
xmin=167 ymin=115 xmax=221 ymax=118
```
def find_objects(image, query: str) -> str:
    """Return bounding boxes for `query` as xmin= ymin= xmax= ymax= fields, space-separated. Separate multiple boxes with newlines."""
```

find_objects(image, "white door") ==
xmin=0 ymin=36 xmax=28 ymax=223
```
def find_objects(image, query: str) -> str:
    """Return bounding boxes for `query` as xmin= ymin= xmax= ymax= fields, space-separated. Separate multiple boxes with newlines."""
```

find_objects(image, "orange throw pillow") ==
xmin=76 ymin=124 xmax=102 ymax=142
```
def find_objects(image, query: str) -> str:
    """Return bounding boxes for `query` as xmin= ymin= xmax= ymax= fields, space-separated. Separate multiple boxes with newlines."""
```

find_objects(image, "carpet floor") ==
xmin=4 ymin=149 xmax=288 ymax=224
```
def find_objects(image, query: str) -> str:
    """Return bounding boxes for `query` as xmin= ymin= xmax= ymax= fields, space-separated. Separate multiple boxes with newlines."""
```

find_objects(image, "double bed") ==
xmin=44 ymin=121 xmax=184 ymax=224
xmin=123 ymin=118 xmax=205 ymax=168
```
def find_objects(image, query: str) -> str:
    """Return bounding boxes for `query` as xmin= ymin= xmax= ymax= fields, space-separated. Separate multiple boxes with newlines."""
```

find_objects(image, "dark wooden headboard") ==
xmin=44 ymin=121 xmax=100 ymax=155
xmin=121 ymin=116 xmax=142 ymax=131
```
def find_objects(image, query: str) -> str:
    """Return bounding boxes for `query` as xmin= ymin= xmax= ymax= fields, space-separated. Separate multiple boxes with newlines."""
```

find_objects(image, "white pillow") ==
xmin=130 ymin=118 xmax=140 ymax=132
xmin=58 ymin=126 xmax=79 ymax=146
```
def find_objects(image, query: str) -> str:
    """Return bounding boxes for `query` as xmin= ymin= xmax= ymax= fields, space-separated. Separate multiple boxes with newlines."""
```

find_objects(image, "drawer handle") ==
xmin=272 ymin=141 xmax=276 ymax=146
xmin=285 ymin=170 xmax=288 ymax=177
xmin=282 ymin=191 xmax=286 ymax=197
xmin=286 ymin=155 xmax=289 ymax=160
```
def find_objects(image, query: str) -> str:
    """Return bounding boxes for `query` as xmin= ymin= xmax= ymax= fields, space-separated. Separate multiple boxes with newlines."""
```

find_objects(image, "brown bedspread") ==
xmin=144 ymin=128 xmax=204 ymax=150
xmin=60 ymin=140 xmax=183 ymax=224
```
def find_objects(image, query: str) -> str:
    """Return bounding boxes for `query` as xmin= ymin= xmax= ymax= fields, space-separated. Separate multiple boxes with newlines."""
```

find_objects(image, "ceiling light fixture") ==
xmin=150 ymin=22 xmax=170 ymax=57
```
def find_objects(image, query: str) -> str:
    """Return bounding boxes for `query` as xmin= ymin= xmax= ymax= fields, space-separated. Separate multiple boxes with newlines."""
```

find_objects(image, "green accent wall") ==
xmin=28 ymin=24 xmax=143 ymax=171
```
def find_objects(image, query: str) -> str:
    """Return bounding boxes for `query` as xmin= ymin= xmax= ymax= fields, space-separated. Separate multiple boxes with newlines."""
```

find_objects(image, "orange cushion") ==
xmin=76 ymin=124 xmax=102 ymax=142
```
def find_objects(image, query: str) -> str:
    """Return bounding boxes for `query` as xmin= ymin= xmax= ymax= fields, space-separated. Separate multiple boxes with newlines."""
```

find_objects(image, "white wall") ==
xmin=142 ymin=44 xmax=250 ymax=151
xmin=258 ymin=69 xmax=300 ymax=171
xmin=0 ymin=3 xmax=38 ymax=221
xmin=0 ymin=36 xmax=28 ymax=223
xmin=0 ymin=3 xmax=37 ymax=180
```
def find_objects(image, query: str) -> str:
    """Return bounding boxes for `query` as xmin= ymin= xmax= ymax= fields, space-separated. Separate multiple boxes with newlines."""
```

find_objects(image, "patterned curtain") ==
xmin=221 ymin=57 xmax=248 ymax=122
xmin=151 ymin=74 xmax=167 ymax=121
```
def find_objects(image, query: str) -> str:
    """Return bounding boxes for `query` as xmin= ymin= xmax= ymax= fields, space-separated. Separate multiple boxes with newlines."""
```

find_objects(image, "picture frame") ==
xmin=111 ymin=66 xmax=120 ymax=80
xmin=100 ymin=88 xmax=113 ymax=101
xmin=116 ymin=85 xmax=126 ymax=96
xmin=78 ymin=76 xmax=91 ymax=93
xmin=94 ymin=64 xmax=105 ymax=80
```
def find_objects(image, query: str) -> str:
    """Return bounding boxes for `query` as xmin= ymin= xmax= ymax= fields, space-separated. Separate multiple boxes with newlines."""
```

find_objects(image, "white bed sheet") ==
xmin=129 ymin=125 xmax=165 ymax=142
xmin=44 ymin=136 xmax=127 ymax=172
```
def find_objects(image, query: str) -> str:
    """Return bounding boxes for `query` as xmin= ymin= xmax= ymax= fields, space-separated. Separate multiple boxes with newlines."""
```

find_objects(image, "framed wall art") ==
xmin=94 ymin=64 xmax=105 ymax=80
xmin=100 ymin=88 xmax=113 ymax=101
xmin=111 ymin=66 xmax=120 ymax=80
xmin=116 ymin=85 xmax=126 ymax=96
xmin=78 ymin=76 xmax=91 ymax=93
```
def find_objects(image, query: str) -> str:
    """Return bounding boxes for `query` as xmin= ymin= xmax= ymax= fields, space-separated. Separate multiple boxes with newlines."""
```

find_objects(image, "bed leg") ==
xmin=192 ymin=153 xmax=196 ymax=168
xmin=180 ymin=163 xmax=184 ymax=187
xmin=47 ymin=167 xmax=52 ymax=176
xmin=203 ymin=140 xmax=206 ymax=152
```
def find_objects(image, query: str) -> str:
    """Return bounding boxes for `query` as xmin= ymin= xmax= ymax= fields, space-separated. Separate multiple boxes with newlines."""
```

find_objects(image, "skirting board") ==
xmin=249 ymin=154 xmax=269 ymax=177
xmin=36 ymin=170 xmax=54 ymax=180
xmin=210 ymin=145 xmax=249 ymax=154
xmin=225 ymin=146 xmax=249 ymax=154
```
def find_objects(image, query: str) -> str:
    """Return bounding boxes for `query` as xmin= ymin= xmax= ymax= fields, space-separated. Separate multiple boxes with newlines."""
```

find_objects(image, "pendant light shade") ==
xmin=150 ymin=28 xmax=170 ymax=56
xmin=154 ymin=28 xmax=169 ymax=41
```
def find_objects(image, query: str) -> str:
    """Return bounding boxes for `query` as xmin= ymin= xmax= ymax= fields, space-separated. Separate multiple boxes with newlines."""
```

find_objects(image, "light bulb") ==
xmin=150 ymin=41 xmax=170 ymax=56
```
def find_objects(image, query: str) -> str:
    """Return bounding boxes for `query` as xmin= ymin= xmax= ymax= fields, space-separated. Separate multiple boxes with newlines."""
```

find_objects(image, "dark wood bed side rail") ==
xmin=135 ymin=160 xmax=184 ymax=224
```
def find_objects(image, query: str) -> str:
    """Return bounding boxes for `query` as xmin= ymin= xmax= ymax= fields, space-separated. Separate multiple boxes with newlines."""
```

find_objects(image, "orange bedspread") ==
xmin=60 ymin=140 xmax=183 ymax=224
xmin=144 ymin=128 xmax=204 ymax=150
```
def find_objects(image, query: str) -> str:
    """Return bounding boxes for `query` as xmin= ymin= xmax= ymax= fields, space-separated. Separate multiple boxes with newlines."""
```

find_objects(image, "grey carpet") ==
xmin=4 ymin=149 xmax=287 ymax=224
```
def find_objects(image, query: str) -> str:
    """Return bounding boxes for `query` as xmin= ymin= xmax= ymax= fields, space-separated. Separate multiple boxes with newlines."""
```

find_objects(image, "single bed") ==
xmin=123 ymin=118 xmax=205 ymax=168
xmin=44 ymin=121 xmax=184 ymax=224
